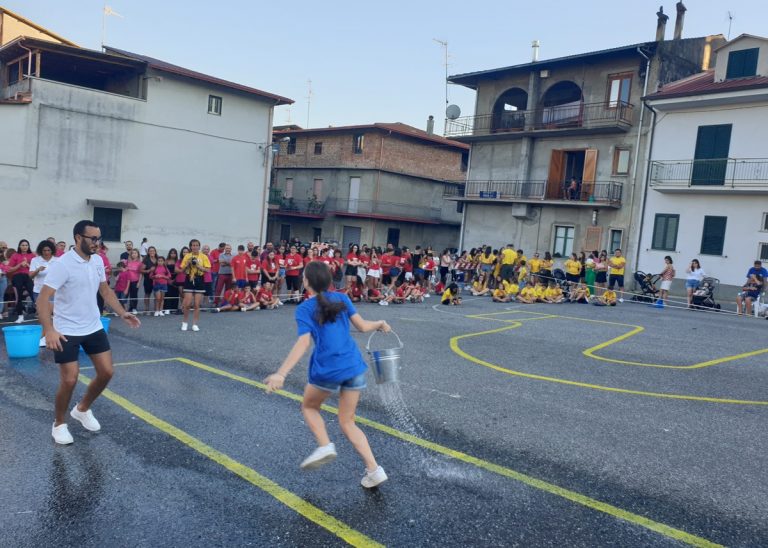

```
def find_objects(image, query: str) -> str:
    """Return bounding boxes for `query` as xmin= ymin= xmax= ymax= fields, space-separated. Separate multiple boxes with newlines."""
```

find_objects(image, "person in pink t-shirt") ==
xmin=124 ymin=249 xmax=143 ymax=313
xmin=8 ymin=239 xmax=37 ymax=321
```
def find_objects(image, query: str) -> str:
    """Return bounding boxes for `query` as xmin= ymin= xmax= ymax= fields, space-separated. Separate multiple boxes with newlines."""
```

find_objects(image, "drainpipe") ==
xmin=259 ymin=103 xmax=277 ymax=245
xmin=457 ymin=146 xmax=472 ymax=252
xmin=625 ymin=46 xmax=652 ymax=269
xmin=632 ymin=101 xmax=657 ymax=277
xmin=19 ymin=40 xmax=34 ymax=78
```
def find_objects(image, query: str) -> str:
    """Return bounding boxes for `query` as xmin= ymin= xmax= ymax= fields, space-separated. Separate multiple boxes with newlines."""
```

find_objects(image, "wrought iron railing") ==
xmin=650 ymin=159 xmax=768 ymax=188
xmin=444 ymin=180 xmax=623 ymax=204
xmin=324 ymin=198 xmax=444 ymax=221
xmin=444 ymin=101 xmax=633 ymax=138
xmin=268 ymin=187 xmax=284 ymax=205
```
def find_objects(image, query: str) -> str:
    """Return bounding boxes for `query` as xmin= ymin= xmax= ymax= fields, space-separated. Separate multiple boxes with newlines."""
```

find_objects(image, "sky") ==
xmin=7 ymin=1 xmax=767 ymax=134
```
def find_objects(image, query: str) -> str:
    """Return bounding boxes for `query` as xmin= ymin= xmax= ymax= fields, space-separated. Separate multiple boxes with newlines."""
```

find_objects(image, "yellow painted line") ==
xmin=173 ymin=357 xmax=722 ymax=547
xmin=471 ymin=310 xmax=768 ymax=370
xmin=80 ymin=357 xmax=179 ymax=370
xmin=450 ymin=322 xmax=768 ymax=405
xmin=77 ymin=372 xmax=382 ymax=548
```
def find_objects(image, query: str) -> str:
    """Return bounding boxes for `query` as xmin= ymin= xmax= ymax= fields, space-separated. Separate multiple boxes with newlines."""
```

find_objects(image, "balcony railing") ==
xmin=650 ymin=159 xmax=768 ymax=191
xmin=444 ymin=101 xmax=633 ymax=138
xmin=444 ymin=180 xmax=623 ymax=205
xmin=324 ymin=198 xmax=445 ymax=222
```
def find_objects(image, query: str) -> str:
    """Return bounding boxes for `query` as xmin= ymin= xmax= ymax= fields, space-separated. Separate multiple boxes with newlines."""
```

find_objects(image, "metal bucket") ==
xmin=366 ymin=331 xmax=403 ymax=385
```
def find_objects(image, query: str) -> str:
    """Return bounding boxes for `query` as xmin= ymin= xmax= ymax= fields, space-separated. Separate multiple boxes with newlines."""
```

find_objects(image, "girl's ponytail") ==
xmin=305 ymin=261 xmax=346 ymax=325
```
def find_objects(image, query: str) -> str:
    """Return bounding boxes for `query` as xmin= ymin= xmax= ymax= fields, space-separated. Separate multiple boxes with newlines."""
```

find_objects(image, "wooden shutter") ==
xmin=700 ymin=216 xmax=727 ymax=255
xmin=547 ymin=150 xmax=565 ymax=199
xmin=582 ymin=149 xmax=598 ymax=198
xmin=584 ymin=227 xmax=602 ymax=252
xmin=693 ymin=125 xmax=731 ymax=185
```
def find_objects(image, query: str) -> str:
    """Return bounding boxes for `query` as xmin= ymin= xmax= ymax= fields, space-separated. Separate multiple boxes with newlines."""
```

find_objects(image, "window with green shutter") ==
xmin=726 ymin=48 xmax=759 ymax=79
xmin=651 ymin=214 xmax=679 ymax=251
xmin=700 ymin=216 xmax=727 ymax=256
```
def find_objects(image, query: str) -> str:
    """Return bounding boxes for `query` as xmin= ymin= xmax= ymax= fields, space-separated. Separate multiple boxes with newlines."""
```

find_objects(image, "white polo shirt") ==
xmin=44 ymin=249 xmax=107 ymax=336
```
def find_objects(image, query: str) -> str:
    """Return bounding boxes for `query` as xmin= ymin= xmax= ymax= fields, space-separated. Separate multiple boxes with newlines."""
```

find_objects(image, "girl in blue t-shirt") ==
xmin=265 ymin=261 xmax=391 ymax=489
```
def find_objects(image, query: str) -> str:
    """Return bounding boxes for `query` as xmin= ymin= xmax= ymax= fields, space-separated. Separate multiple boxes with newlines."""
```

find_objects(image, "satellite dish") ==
xmin=446 ymin=104 xmax=461 ymax=120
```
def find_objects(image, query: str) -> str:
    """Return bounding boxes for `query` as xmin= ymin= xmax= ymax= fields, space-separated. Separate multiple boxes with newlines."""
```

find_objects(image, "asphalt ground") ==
xmin=1 ymin=295 xmax=767 ymax=547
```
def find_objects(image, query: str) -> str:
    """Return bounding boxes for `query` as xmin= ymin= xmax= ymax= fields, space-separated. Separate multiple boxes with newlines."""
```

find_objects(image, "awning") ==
xmin=86 ymin=199 xmax=138 ymax=210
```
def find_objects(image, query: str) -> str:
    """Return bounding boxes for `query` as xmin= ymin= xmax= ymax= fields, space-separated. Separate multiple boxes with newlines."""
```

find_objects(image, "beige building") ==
xmin=0 ymin=6 xmax=76 ymax=46
xmin=267 ymin=122 xmax=468 ymax=250
xmin=446 ymin=10 xmax=724 ymax=268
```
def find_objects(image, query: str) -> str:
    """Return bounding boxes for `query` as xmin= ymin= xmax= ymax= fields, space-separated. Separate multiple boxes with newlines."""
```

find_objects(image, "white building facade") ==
xmin=0 ymin=37 xmax=291 ymax=257
xmin=638 ymin=34 xmax=768 ymax=290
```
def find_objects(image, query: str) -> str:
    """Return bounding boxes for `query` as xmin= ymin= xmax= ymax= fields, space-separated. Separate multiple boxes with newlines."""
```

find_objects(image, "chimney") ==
xmin=426 ymin=115 xmax=434 ymax=135
xmin=532 ymin=40 xmax=540 ymax=62
xmin=655 ymin=6 xmax=669 ymax=42
xmin=674 ymin=1 xmax=686 ymax=39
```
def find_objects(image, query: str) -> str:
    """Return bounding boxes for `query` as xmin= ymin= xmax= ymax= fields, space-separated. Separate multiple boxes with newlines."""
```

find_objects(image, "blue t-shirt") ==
xmin=295 ymin=292 xmax=367 ymax=384
xmin=747 ymin=267 xmax=768 ymax=279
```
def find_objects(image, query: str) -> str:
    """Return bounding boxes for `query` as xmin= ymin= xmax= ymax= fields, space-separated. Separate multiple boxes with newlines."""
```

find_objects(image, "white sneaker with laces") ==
xmin=191 ymin=324 xmax=200 ymax=332
xmin=164 ymin=310 xmax=171 ymax=315
xmin=15 ymin=315 xmax=24 ymax=324
xmin=52 ymin=423 xmax=74 ymax=445
xmin=70 ymin=406 xmax=101 ymax=432
xmin=181 ymin=322 xmax=188 ymax=331
xmin=361 ymin=465 xmax=388 ymax=488
xmin=379 ymin=300 xmax=389 ymax=306
xmin=300 ymin=443 xmax=337 ymax=470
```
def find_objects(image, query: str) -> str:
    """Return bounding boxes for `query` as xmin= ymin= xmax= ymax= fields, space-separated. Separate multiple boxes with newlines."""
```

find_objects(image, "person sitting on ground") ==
xmin=213 ymin=284 xmax=240 ymax=312
xmin=569 ymin=282 xmax=591 ymax=304
xmin=406 ymin=280 xmax=423 ymax=303
xmin=382 ymin=283 xmax=407 ymax=305
xmin=492 ymin=286 xmax=512 ymax=303
xmin=502 ymin=278 xmax=519 ymax=299
xmin=517 ymin=260 xmax=528 ymax=289
xmin=736 ymin=273 xmax=763 ymax=316
xmin=349 ymin=278 xmax=364 ymax=303
xmin=441 ymin=282 xmax=462 ymax=306
xmin=591 ymin=288 xmax=617 ymax=306
xmin=471 ymin=273 xmax=490 ymax=296
xmin=257 ymin=281 xmax=280 ymax=310
xmin=239 ymin=286 xmax=259 ymax=311
xmin=543 ymin=282 xmax=564 ymax=303
xmin=367 ymin=288 xmax=384 ymax=304
xmin=516 ymin=284 xmax=537 ymax=304
xmin=533 ymin=281 xmax=547 ymax=302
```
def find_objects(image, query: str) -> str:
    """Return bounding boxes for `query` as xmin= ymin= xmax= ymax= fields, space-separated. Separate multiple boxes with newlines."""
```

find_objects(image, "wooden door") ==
xmin=547 ymin=150 xmax=565 ymax=199
xmin=581 ymin=149 xmax=598 ymax=199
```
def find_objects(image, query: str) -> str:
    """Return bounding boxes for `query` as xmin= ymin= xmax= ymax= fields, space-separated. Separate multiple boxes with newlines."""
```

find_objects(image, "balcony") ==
xmin=267 ymin=189 xmax=326 ymax=219
xmin=444 ymin=180 xmax=623 ymax=208
xmin=650 ymin=159 xmax=768 ymax=194
xmin=324 ymin=198 xmax=458 ymax=225
xmin=444 ymin=101 xmax=633 ymax=140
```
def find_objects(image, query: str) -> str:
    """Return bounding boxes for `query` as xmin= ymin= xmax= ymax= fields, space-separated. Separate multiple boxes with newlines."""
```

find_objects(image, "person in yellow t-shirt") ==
xmin=540 ymin=252 xmax=554 ymax=285
xmin=471 ymin=273 xmax=490 ymax=296
xmin=607 ymin=249 xmax=626 ymax=302
xmin=180 ymin=239 xmax=212 ymax=331
xmin=502 ymin=279 xmax=519 ymax=296
xmin=492 ymin=286 xmax=511 ymax=303
xmin=533 ymin=282 xmax=547 ymax=302
xmin=528 ymin=253 xmax=542 ymax=284
xmin=564 ymin=253 xmax=581 ymax=284
xmin=499 ymin=244 xmax=517 ymax=282
xmin=593 ymin=288 xmax=617 ymax=306
xmin=515 ymin=249 xmax=527 ymax=268
xmin=569 ymin=282 xmax=590 ymax=303
xmin=517 ymin=261 xmax=528 ymax=286
xmin=441 ymin=282 xmax=462 ymax=305
xmin=478 ymin=247 xmax=496 ymax=275
xmin=544 ymin=282 xmax=564 ymax=303
xmin=517 ymin=284 xmax=537 ymax=304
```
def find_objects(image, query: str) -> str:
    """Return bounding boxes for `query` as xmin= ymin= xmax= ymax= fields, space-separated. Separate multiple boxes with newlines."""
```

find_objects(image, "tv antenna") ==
xmin=727 ymin=11 xmax=734 ymax=39
xmin=101 ymin=3 xmax=124 ymax=48
xmin=433 ymin=38 xmax=449 ymax=107
xmin=306 ymin=79 xmax=312 ymax=128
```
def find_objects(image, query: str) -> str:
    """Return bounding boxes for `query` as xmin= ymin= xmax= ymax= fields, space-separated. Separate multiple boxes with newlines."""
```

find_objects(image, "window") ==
xmin=313 ymin=227 xmax=322 ymax=242
xmin=287 ymin=136 xmax=297 ymax=155
xmin=7 ymin=60 xmax=20 ymax=84
xmin=607 ymin=73 xmax=632 ymax=107
xmin=700 ymin=216 xmax=727 ymax=256
xmin=387 ymin=228 xmax=400 ymax=248
xmin=284 ymin=178 xmax=293 ymax=198
xmin=314 ymin=142 xmax=323 ymax=155
xmin=280 ymin=224 xmax=291 ymax=243
xmin=312 ymin=178 xmax=323 ymax=198
xmin=692 ymin=124 xmax=731 ymax=185
xmin=726 ymin=48 xmax=759 ymax=79
xmin=609 ymin=229 xmax=623 ymax=253
xmin=93 ymin=207 xmax=123 ymax=242
xmin=612 ymin=148 xmax=630 ymax=175
xmin=460 ymin=151 xmax=469 ymax=172
xmin=652 ymin=214 xmax=679 ymax=251
xmin=553 ymin=225 xmax=574 ymax=257
xmin=353 ymin=133 xmax=364 ymax=154
xmin=759 ymin=243 xmax=768 ymax=262
xmin=762 ymin=212 xmax=768 ymax=231
xmin=207 ymin=95 xmax=222 ymax=115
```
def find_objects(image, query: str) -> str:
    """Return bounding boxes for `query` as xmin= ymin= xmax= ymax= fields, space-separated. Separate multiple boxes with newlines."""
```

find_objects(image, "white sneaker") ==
xmin=181 ymin=322 xmax=188 ymax=331
xmin=70 ymin=406 xmax=101 ymax=432
xmin=619 ymin=298 xmax=624 ymax=303
xmin=361 ymin=465 xmax=388 ymax=488
xmin=163 ymin=310 xmax=171 ymax=315
xmin=52 ymin=423 xmax=74 ymax=445
xmin=15 ymin=314 xmax=24 ymax=324
xmin=39 ymin=336 xmax=46 ymax=347
xmin=191 ymin=324 xmax=200 ymax=332
xmin=379 ymin=300 xmax=389 ymax=306
xmin=131 ymin=309 xmax=138 ymax=314
xmin=300 ymin=443 xmax=337 ymax=470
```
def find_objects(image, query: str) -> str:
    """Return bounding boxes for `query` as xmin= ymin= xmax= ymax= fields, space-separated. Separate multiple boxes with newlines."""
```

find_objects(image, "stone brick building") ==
xmin=267 ymin=122 xmax=468 ymax=250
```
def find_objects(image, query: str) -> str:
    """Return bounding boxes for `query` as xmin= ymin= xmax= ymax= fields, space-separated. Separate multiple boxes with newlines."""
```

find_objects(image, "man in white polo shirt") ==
xmin=37 ymin=220 xmax=141 ymax=445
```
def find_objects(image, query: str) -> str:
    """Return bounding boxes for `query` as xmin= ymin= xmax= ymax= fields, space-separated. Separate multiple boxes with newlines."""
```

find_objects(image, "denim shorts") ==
xmin=685 ymin=279 xmax=699 ymax=289
xmin=310 ymin=372 xmax=367 ymax=393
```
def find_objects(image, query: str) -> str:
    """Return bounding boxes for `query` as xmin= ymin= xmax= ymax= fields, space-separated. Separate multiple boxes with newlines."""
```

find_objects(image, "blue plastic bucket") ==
xmin=79 ymin=317 xmax=111 ymax=354
xmin=3 ymin=325 xmax=43 ymax=358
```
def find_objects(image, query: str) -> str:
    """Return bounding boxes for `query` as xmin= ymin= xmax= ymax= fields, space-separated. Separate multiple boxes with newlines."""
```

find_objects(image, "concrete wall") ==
xmin=0 ymin=75 xmax=275 ymax=262
xmin=638 ymin=101 xmax=768 ymax=287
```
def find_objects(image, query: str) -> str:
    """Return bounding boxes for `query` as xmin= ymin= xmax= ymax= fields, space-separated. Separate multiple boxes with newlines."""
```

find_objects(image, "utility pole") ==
xmin=433 ymin=39 xmax=449 ymax=108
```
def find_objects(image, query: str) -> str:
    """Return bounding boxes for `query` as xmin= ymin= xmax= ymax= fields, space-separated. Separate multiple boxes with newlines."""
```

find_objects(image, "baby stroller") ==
xmin=691 ymin=277 xmax=721 ymax=310
xmin=631 ymin=271 xmax=660 ymax=303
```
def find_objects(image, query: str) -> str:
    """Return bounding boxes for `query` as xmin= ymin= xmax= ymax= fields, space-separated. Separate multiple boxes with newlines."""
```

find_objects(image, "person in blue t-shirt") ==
xmin=265 ymin=261 xmax=391 ymax=489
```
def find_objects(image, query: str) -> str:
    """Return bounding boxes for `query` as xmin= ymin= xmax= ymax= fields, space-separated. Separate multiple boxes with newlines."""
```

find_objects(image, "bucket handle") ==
xmin=366 ymin=329 xmax=403 ymax=352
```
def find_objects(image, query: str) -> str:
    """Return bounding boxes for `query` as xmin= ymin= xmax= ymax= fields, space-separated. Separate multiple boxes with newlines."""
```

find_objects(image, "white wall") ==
xmin=0 ymin=74 xmax=275 ymax=261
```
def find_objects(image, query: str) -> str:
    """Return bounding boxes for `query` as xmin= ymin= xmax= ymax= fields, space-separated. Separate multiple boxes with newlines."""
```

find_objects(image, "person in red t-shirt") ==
xmin=239 ymin=286 xmax=259 ymax=311
xmin=366 ymin=253 xmax=382 ymax=289
xmin=213 ymin=284 xmax=240 ymax=312
xmin=344 ymin=245 xmax=361 ymax=290
xmin=380 ymin=251 xmax=394 ymax=288
xmin=275 ymin=244 xmax=287 ymax=296
xmin=246 ymin=250 xmax=261 ymax=289
xmin=331 ymin=249 xmax=345 ymax=290
xmin=8 ymin=239 xmax=37 ymax=321
xmin=230 ymin=245 xmax=250 ymax=289
xmin=349 ymin=279 xmax=363 ymax=302
xmin=257 ymin=281 xmax=279 ymax=309
xmin=209 ymin=242 xmax=225 ymax=291
xmin=284 ymin=245 xmax=304 ymax=303
xmin=366 ymin=287 xmax=384 ymax=303
xmin=260 ymin=250 xmax=279 ymax=287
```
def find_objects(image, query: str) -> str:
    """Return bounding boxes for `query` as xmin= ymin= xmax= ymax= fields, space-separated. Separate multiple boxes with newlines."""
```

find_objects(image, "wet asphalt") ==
xmin=1 ymin=296 xmax=767 ymax=547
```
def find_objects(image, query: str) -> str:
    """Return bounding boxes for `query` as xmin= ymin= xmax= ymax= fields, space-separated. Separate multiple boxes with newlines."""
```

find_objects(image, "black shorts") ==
xmin=248 ymin=280 xmax=259 ymax=290
xmin=143 ymin=277 xmax=154 ymax=295
xmin=286 ymin=275 xmax=301 ymax=291
xmin=595 ymin=271 xmax=607 ymax=283
xmin=608 ymin=274 xmax=624 ymax=289
xmin=184 ymin=276 xmax=206 ymax=293
xmin=382 ymin=274 xmax=392 ymax=285
xmin=344 ymin=265 xmax=357 ymax=277
xmin=565 ymin=273 xmax=580 ymax=283
xmin=54 ymin=329 xmax=110 ymax=364
xmin=261 ymin=274 xmax=277 ymax=285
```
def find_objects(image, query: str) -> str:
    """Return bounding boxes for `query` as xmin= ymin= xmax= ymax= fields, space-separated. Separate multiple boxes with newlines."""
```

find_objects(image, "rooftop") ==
xmin=646 ymin=70 xmax=768 ymax=100
xmin=0 ymin=6 xmax=77 ymax=46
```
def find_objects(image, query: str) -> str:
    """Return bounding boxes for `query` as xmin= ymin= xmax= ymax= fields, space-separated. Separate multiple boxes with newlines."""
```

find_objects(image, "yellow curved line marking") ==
xmin=472 ymin=310 xmax=768 ymax=370
xmin=172 ymin=358 xmax=722 ymax=548
xmin=450 ymin=323 xmax=768 ymax=406
xmin=78 ymin=373 xmax=383 ymax=548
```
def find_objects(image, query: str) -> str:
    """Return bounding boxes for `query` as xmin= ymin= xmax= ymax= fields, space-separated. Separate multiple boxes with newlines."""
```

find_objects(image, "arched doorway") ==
xmin=491 ymin=88 xmax=528 ymax=132
xmin=539 ymin=81 xmax=583 ymax=128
